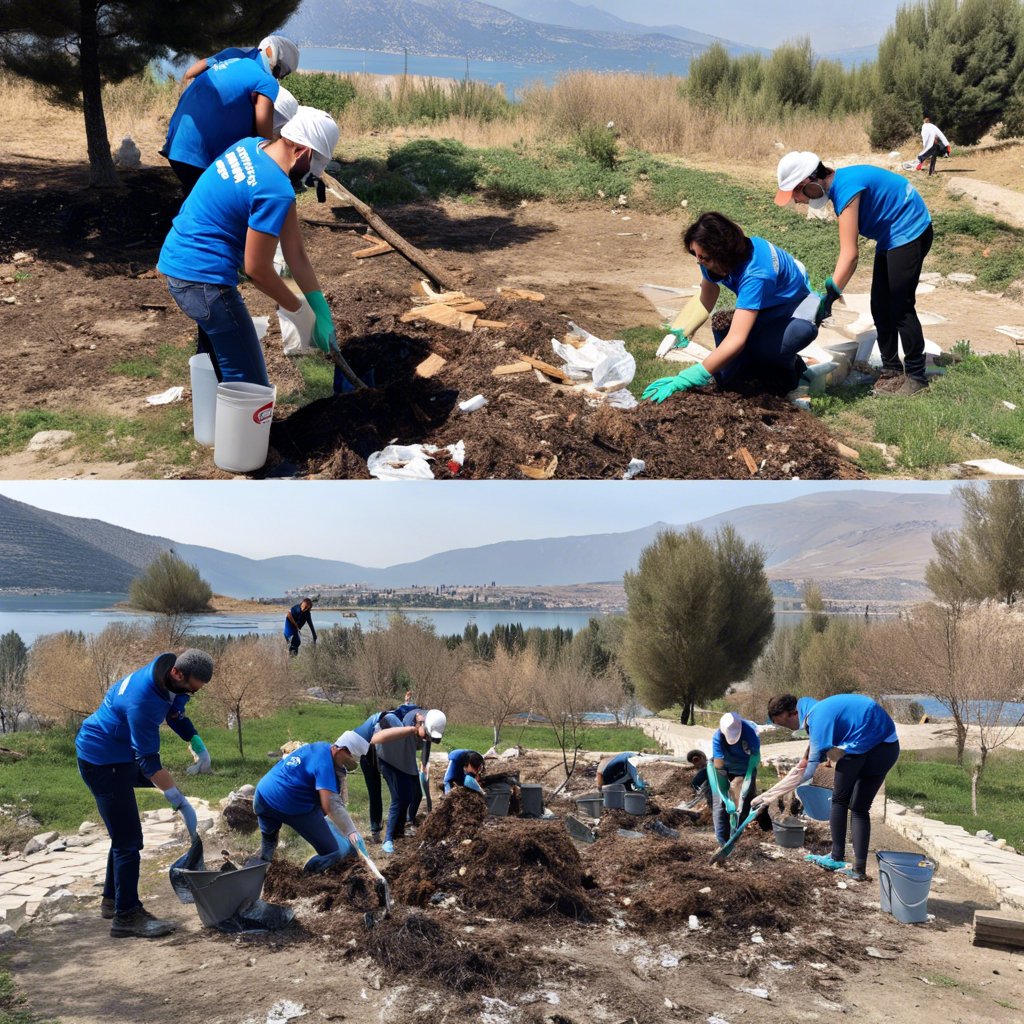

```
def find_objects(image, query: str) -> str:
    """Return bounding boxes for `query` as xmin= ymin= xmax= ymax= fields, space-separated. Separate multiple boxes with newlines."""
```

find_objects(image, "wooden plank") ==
xmin=302 ymin=217 xmax=357 ymax=230
xmin=973 ymin=911 xmax=1024 ymax=950
xmin=515 ymin=353 xmax=573 ymax=382
xmin=475 ymin=318 xmax=508 ymax=329
xmin=415 ymin=353 xmax=447 ymax=378
xmin=737 ymin=446 xmax=759 ymax=475
xmin=400 ymin=303 xmax=464 ymax=327
xmin=492 ymin=361 xmax=533 ymax=376
xmin=519 ymin=455 xmax=558 ymax=479
xmin=353 ymin=241 xmax=394 ymax=259
xmin=450 ymin=299 xmax=487 ymax=313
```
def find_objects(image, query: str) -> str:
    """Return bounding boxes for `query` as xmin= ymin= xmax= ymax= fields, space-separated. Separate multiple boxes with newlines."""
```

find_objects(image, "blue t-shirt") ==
xmin=797 ymin=697 xmax=818 ymax=730
xmin=805 ymin=693 xmax=898 ymax=766
xmin=828 ymin=166 xmax=931 ymax=251
xmin=165 ymin=692 xmax=197 ymax=743
xmin=255 ymin=741 xmax=339 ymax=816
xmin=443 ymin=749 xmax=479 ymax=790
xmin=207 ymin=46 xmax=263 ymax=68
xmin=76 ymin=653 xmax=176 ymax=775
xmin=354 ymin=711 xmax=384 ymax=745
xmin=284 ymin=603 xmax=316 ymax=639
xmin=163 ymin=56 xmax=279 ymax=170
xmin=158 ymin=138 xmax=296 ymax=286
xmin=711 ymin=720 xmax=761 ymax=775
xmin=701 ymin=237 xmax=810 ymax=312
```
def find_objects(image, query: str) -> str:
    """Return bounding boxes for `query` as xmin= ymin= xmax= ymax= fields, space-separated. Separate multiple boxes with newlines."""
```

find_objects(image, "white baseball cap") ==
xmin=280 ymin=106 xmax=339 ymax=177
xmin=335 ymin=730 xmax=369 ymax=758
xmin=720 ymin=712 xmax=743 ymax=745
xmin=273 ymin=87 xmax=298 ymax=135
xmin=259 ymin=35 xmax=300 ymax=79
xmin=775 ymin=150 xmax=821 ymax=206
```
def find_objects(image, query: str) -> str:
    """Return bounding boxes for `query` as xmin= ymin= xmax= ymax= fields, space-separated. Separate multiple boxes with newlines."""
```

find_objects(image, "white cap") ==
xmin=259 ymin=35 xmax=300 ymax=78
xmin=424 ymin=709 xmax=447 ymax=742
xmin=335 ymin=730 xmax=369 ymax=758
xmin=280 ymin=105 xmax=339 ymax=178
xmin=273 ymin=87 xmax=298 ymax=135
xmin=774 ymin=150 xmax=821 ymax=206
xmin=720 ymin=712 xmax=743 ymax=745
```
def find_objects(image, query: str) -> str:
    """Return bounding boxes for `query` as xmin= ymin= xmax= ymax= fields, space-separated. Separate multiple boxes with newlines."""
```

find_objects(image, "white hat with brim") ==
xmin=259 ymin=35 xmax=300 ymax=78
xmin=273 ymin=87 xmax=298 ymax=135
xmin=720 ymin=712 xmax=743 ymax=745
xmin=774 ymin=150 xmax=821 ymax=206
xmin=336 ymin=730 xmax=369 ymax=758
xmin=281 ymin=106 xmax=339 ymax=177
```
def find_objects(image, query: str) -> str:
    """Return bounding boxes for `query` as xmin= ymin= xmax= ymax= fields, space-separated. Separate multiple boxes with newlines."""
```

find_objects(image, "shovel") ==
xmin=419 ymin=741 xmax=432 ymax=814
xmin=328 ymin=336 xmax=367 ymax=392
xmin=709 ymin=809 xmax=759 ymax=865
xmin=355 ymin=844 xmax=393 ymax=928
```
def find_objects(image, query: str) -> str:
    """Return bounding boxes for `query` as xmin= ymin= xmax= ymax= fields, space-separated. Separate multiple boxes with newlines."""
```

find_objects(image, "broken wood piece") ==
xmin=475 ymin=319 xmax=508 ymax=329
xmin=302 ymin=217 xmax=358 ymax=230
xmin=492 ymin=361 xmax=533 ymax=376
xmin=515 ymin=353 xmax=573 ymax=382
xmin=561 ymin=333 xmax=587 ymax=349
xmin=415 ymin=353 xmax=447 ymax=378
xmin=531 ymin=413 xmax=559 ymax=422
xmin=498 ymin=287 xmax=545 ymax=302
xmin=451 ymin=299 xmax=487 ymax=313
xmin=353 ymin=240 xmax=394 ymax=259
xmin=400 ymin=303 xmax=477 ymax=332
xmin=519 ymin=454 xmax=558 ymax=479
xmin=413 ymin=288 xmax=469 ymax=304
xmin=737 ymin=446 xmax=759 ymax=475
xmin=973 ymin=910 xmax=1024 ymax=950
xmin=831 ymin=440 xmax=860 ymax=461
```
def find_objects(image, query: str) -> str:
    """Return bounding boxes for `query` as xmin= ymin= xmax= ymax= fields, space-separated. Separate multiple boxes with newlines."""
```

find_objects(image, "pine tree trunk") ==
xmin=78 ymin=0 xmax=119 ymax=188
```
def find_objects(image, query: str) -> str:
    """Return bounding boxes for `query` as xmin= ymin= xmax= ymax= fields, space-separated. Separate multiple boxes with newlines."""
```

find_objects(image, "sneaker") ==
xmin=100 ymin=897 xmax=115 ymax=920
xmin=381 ymin=840 xmax=395 ymax=855
xmin=915 ymin=163 xmax=923 ymax=171
xmin=370 ymin=830 xmax=382 ymax=845
xmin=842 ymin=866 xmax=868 ymax=881
xmin=898 ymin=376 xmax=929 ymax=396
xmin=805 ymin=853 xmax=848 ymax=872
xmin=110 ymin=905 xmax=176 ymax=939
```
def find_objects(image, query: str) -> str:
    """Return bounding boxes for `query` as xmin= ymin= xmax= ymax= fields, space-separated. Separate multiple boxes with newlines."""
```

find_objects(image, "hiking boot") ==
xmin=100 ymin=897 xmax=115 ymax=920
xmin=110 ymin=905 xmax=176 ymax=939
xmin=842 ymin=866 xmax=869 ymax=881
xmin=898 ymin=376 xmax=929 ymax=396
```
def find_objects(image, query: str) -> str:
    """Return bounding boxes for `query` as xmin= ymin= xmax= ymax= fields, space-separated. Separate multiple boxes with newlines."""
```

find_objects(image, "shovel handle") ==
xmin=329 ymin=340 xmax=366 ymax=391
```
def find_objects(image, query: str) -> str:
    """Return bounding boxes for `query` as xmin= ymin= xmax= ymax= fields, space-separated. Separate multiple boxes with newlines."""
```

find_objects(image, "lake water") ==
xmin=1 ymin=593 xmax=837 ymax=646
xmin=887 ymin=694 xmax=1024 ymax=727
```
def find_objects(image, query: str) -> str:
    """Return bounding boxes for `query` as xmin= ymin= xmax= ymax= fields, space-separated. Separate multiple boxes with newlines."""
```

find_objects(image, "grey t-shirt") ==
xmin=374 ymin=710 xmax=419 ymax=775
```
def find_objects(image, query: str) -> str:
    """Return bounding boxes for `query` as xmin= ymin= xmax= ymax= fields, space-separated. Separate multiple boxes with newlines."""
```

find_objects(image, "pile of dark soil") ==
xmin=263 ymin=858 xmax=379 ymax=917
xmin=388 ymin=790 xmax=596 ymax=921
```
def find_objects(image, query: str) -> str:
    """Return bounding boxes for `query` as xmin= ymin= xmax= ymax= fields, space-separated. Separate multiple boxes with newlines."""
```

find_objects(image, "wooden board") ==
xmin=515 ymin=353 xmax=573 ymax=382
xmin=476 ymin=318 xmax=508 ymax=329
xmin=492 ymin=361 xmax=533 ymax=376
xmin=353 ymin=241 xmax=394 ymax=259
xmin=400 ymin=303 xmax=477 ymax=332
xmin=973 ymin=910 xmax=1024 ymax=950
xmin=736 ymin=446 xmax=759 ymax=475
xmin=414 ymin=353 xmax=447 ymax=378
xmin=519 ymin=455 xmax=558 ymax=479
xmin=499 ymin=287 xmax=545 ymax=302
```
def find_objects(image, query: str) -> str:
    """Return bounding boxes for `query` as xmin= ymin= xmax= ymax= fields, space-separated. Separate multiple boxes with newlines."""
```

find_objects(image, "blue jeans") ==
xmin=712 ymin=292 xmax=817 ymax=391
xmin=165 ymin=276 xmax=269 ymax=386
xmin=77 ymin=758 xmax=153 ymax=915
xmin=378 ymin=760 xmax=419 ymax=842
xmin=253 ymin=792 xmax=353 ymax=874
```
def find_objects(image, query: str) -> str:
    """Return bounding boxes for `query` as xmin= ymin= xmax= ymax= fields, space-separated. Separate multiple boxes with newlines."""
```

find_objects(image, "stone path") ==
xmin=0 ymin=801 xmax=217 ymax=941
xmin=640 ymin=715 xmax=1024 ymax=913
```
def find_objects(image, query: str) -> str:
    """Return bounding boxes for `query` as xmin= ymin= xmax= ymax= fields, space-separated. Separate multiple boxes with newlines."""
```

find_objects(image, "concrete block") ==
xmin=0 ymin=901 xmax=27 ymax=932
xmin=23 ymin=831 xmax=59 ymax=856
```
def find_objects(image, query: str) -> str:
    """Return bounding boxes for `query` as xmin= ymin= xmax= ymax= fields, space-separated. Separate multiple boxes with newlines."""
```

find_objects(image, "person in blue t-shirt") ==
xmin=443 ymin=750 xmax=485 ymax=794
xmin=158 ymin=107 xmax=343 ymax=389
xmin=253 ymin=731 xmax=373 ymax=874
xmin=766 ymin=692 xmax=899 ymax=881
xmin=775 ymin=152 xmax=933 ymax=395
xmin=283 ymin=597 xmax=317 ymax=657
xmin=643 ymin=212 xmax=818 ymax=404
xmin=75 ymin=649 xmax=213 ymax=939
xmin=161 ymin=56 xmax=280 ymax=196
xmin=708 ymin=712 xmax=761 ymax=844
xmin=181 ymin=35 xmax=300 ymax=90
xmin=596 ymin=751 xmax=646 ymax=791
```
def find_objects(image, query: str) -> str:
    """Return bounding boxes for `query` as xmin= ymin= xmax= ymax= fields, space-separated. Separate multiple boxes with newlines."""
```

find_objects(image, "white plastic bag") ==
xmin=368 ymin=444 xmax=438 ymax=480
xmin=550 ymin=332 xmax=636 ymax=389
xmin=278 ymin=297 xmax=316 ymax=355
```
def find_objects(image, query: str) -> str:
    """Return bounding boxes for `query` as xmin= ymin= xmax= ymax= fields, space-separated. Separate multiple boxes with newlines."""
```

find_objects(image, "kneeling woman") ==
xmin=643 ymin=212 xmax=818 ymax=403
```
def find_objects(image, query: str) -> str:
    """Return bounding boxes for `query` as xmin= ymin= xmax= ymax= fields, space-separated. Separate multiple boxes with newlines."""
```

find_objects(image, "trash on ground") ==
xmin=146 ymin=386 xmax=184 ymax=405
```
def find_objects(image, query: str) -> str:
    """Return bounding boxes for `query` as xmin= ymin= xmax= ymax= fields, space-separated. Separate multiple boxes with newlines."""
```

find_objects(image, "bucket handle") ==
xmin=880 ymin=868 xmax=931 ymax=909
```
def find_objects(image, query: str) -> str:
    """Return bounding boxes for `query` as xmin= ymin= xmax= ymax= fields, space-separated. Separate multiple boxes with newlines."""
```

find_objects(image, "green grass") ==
xmin=929 ymin=204 xmax=1024 ymax=291
xmin=811 ymin=352 xmax=1024 ymax=472
xmin=0 ymin=706 xmax=658 ymax=836
xmin=277 ymin=356 xmax=336 ymax=405
xmin=887 ymin=748 xmax=1024 ymax=850
xmin=110 ymin=343 xmax=190 ymax=382
xmin=0 ymin=967 xmax=55 ymax=1024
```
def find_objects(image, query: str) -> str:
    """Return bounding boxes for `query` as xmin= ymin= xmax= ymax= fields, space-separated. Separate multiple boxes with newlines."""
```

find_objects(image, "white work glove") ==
xmin=165 ymin=786 xmax=198 ymax=838
xmin=751 ymin=763 xmax=806 ymax=807
xmin=186 ymin=749 xmax=212 ymax=775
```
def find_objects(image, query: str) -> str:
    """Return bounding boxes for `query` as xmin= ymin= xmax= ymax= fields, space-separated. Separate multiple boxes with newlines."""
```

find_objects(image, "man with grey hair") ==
xmin=76 ymin=650 xmax=214 ymax=938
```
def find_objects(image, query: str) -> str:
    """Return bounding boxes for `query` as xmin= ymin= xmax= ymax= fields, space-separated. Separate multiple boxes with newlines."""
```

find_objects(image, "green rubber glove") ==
xmin=189 ymin=735 xmax=207 ymax=755
xmin=814 ymin=276 xmax=842 ymax=327
xmin=666 ymin=327 xmax=689 ymax=347
xmin=304 ymin=289 xmax=334 ymax=354
xmin=642 ymin=363 xmax=713 ymax=403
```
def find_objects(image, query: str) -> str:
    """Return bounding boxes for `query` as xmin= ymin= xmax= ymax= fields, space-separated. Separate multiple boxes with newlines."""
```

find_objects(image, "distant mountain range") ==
xmin=0 ymin=490 xmax=958 ymax=602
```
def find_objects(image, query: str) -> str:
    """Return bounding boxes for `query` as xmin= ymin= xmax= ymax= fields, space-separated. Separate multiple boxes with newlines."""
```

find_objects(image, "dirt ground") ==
xmin=11 ymin=753 xmax=1023 ymax=1024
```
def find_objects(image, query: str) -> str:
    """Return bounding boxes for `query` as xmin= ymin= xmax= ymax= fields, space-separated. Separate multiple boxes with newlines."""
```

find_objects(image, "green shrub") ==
xmin=577 ymin=122 xmax=617 ymax=169
xmin=288 ymin=72 xmax=357 ymax=116
xmin=868 ymin=92 xmax=915 ymax=150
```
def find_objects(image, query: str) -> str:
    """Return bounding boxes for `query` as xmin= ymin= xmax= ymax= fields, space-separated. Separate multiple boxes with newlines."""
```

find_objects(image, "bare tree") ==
xmin=390 ymin=616 xmax=464 ymax=712
xmin=533 ymin=655 xmax=597 ymax=786
xmin=462 ymin=645 xmax=538 ymax=748
xmin=349 ymin=617 xmax=404 ymax=711
xmin=0 ymin=631 xmax=28 ymax=734
xmin=204 ymin=636 xmax=298 ymax=758
xmin=25 ymin=632 xmax=94 ymax=727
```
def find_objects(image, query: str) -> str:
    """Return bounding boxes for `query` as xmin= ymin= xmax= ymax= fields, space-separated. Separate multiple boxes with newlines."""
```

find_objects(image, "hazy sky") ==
xmin=0 ymin=481 xmax=953 ymax=567
xmin=591 ymin=0 xmax=905 ymax=51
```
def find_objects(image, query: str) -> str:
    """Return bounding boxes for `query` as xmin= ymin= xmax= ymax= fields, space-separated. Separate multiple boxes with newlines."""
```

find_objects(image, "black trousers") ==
xmin=360 ymin=748 xmax=384 ymax=834
xmin=830 ymin=740 xmax=900 ymax=870
xmin=917 ymin=141 xmax=945 ymax=175
xmin=870 ymin=224 xmax=933 ymax=382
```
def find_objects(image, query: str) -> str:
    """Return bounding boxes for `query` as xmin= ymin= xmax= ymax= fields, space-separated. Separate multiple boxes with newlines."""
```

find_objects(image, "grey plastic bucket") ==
xmin=622 ymin=791 xmax=648 ymax=815
xmin=602 ymin=784 xmax=626 ymax=810
xmin=484 ymin=787 xmax=511 ymax=817
xmin=179 ymin=860 xmax=269 ymax=928
xmin=576 ymin=795 xmax=603 ymax=818
xmin=877 ymin=851 xmax=936 ymax=924
xmin=520 ymin=784 xmax=544 ymax=818
xmin=772 ymin=819 xmax=806 ymax=849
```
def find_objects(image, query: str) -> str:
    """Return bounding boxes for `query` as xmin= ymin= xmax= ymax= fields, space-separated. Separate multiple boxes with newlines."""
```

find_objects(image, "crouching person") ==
xmin=253 ymin=730 xmax=370 ymax=874
xmin=444 ymin=749 xmax=485 ymax=794
xmin=596 ymin=751 xmax=646 ymax=792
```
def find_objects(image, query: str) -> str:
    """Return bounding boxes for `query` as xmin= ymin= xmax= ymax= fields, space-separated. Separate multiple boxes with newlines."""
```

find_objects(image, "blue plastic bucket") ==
xmin=877 ymin=851 xmax=936 ymax=924
xmin=796 ymin=784 xmax=833 ymax=821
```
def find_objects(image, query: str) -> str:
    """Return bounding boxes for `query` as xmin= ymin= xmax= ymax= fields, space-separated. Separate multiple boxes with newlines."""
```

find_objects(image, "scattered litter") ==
xmin=367 ymin=441 xmax=464 ymax=480
xmin=661 ymin=955 xmax=680 ymax=968
xmin=656 ymin=332 xmax=681 ymax=358
xmin=918 ymin=976 xmax=935 ymax=986
xmin=961 ymin=458 xmax=1024 ymax=477
xmin=551 ymin=324 xmax=636 ymax=390
xmin=708 ymin=1017 xmax=730 ymax=1024
xmin=265 ymin=1001 xmax=308 ymax=1024
xmin=808 ymin=963 xmax=827 ymax=971
xmin=1002 ymin=401 xmax=1017 ymax=411
xmin=519 ymin=454 xmax=558 ymax=479
xmin=736 ymin=986 xmax=769 ymax=999
xmin=836 ymin=880 xmax=848 ymax=889
xmin=458 ymin=395 xmax=488 ymax=413
xmin=770 ymin=960 xmax=794 ymax=971
xmin=12 ymin=251 xmax=32 ymax=263
xmin=146 ymin=386 xmax=184 ymax=406
xmin=750 ymin=932 xmax=764 ymax=944
xmin=622 ymin=458 xmax=646 ymax=480
xmin=865 ymin=947 xmax=899 ymax=959
xmin=688 ymin=915 xmax=701 ymax=931
xmin=699 ymin=887 xmax=712 ymax=894
xmin=415 ymin=353 xmax=447 ymax=378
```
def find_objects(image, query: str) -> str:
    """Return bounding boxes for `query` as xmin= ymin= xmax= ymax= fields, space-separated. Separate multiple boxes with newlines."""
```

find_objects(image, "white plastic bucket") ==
xmin=214 ymin=381 xmax=276 ymax=473
xmin=188 ymin=353 xmax=218 ymax=447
